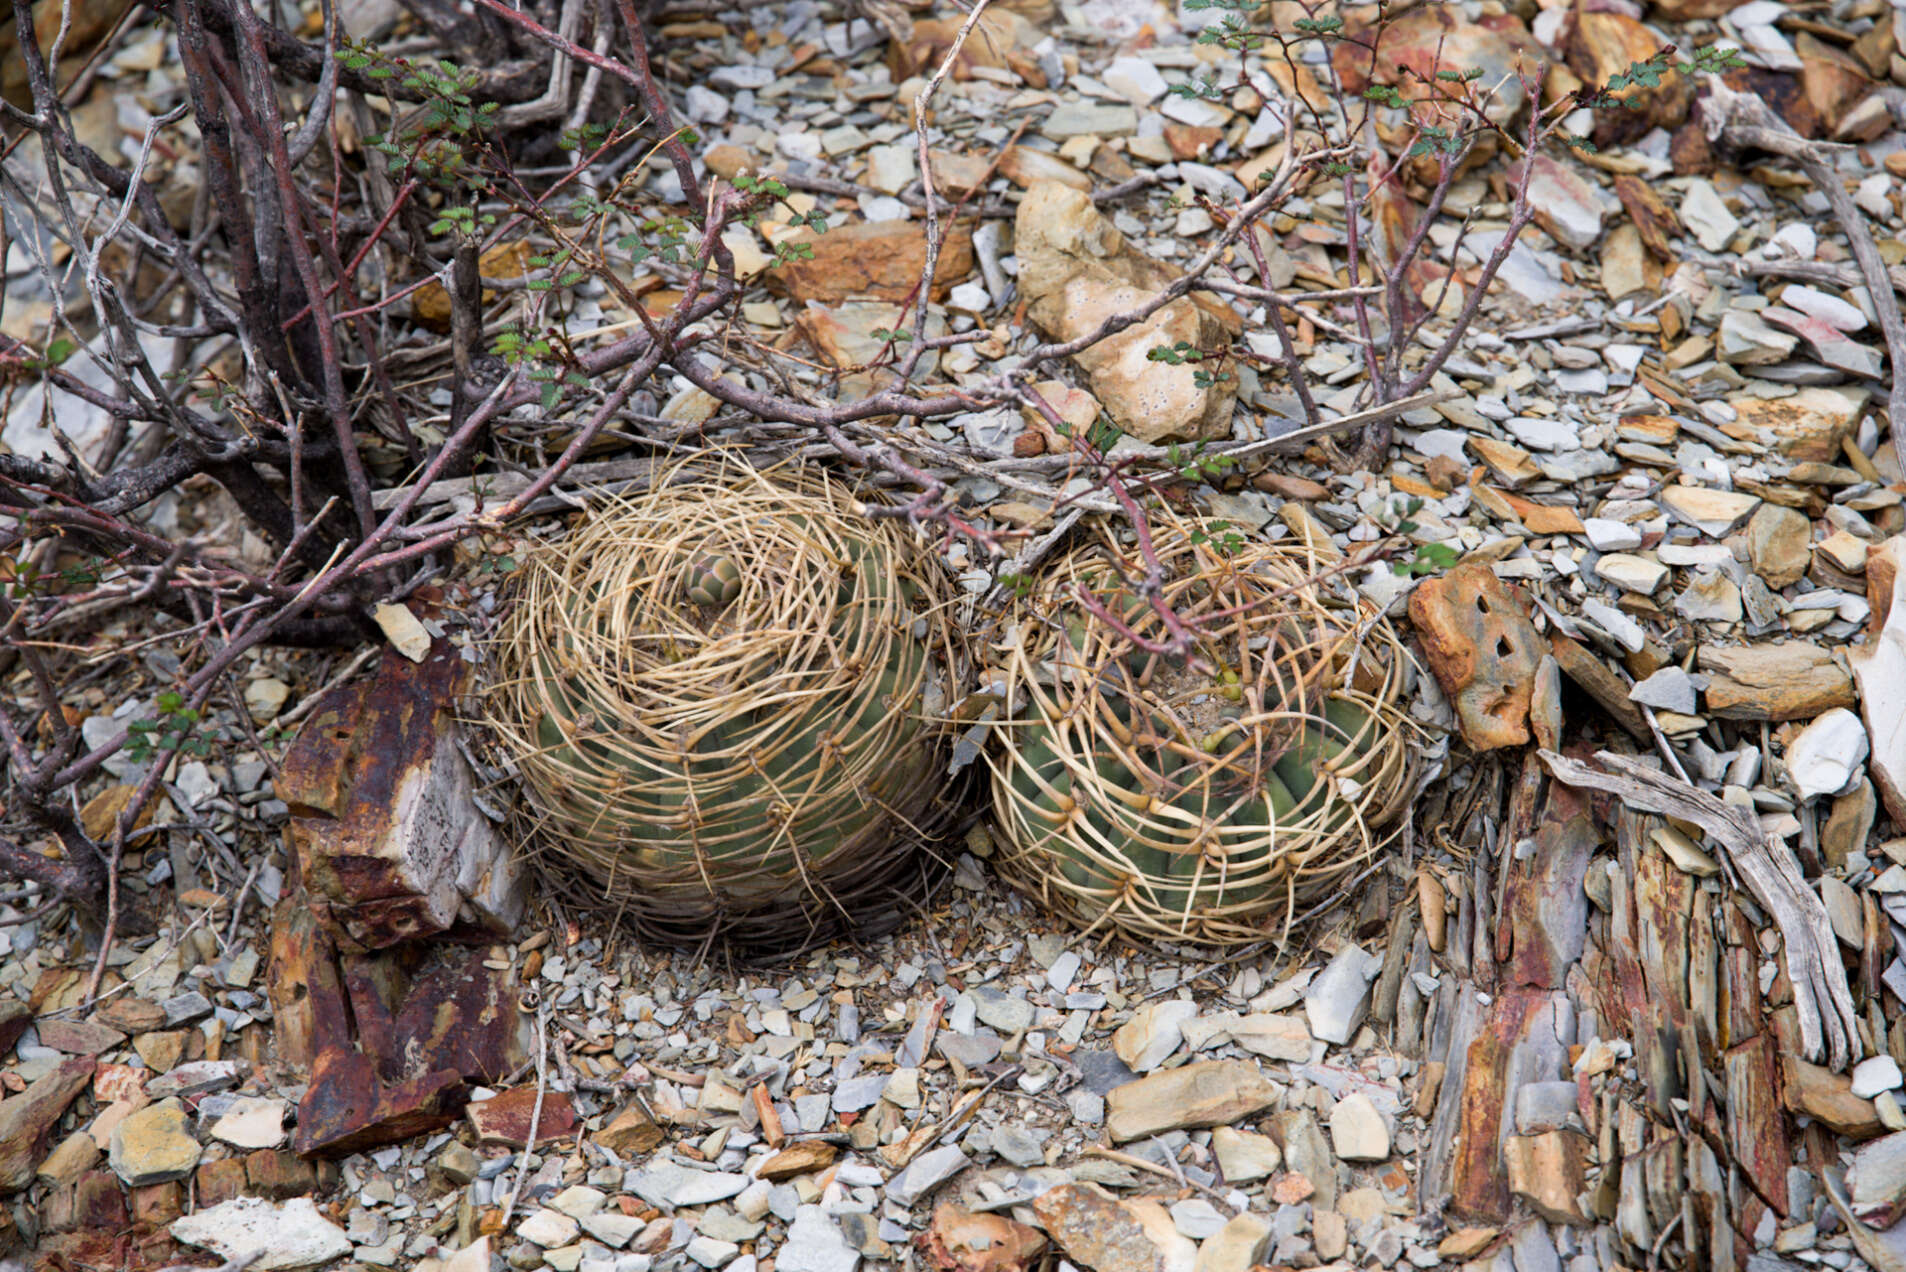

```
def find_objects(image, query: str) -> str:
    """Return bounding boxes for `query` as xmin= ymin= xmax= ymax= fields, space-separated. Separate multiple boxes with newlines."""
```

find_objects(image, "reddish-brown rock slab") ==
xmin=467 ymin=1087 xmax=580 ymax=1149
xmin=37 ymin=1018 xmax=127 ymax=1055
xmin=245 ymin=1148 xmax=323 ymax=1199
xmin=0 ymin=1056 xmax=95 ymax=1193
xmin=195 ymin=1157 xmax=249 ymax=1206
xmin=294 ymin=1048 xmax=463 ymax=1159
xmin=1408 ymin=564 xmax=1545 ymax=750
xmin=279 ymin=638 xmax=522 ymax=950
xmin=41 ymin=1169 xmax=129 ymax=1233
xmin=267 ymin=899 xmax=351 ymax=1070
xmin=386 ymin=945 xmax=529 ymax=1086
xmin=919 ymin=1204 xmax=1048 ymax=1272
xmin=1496 ymin=779 xmax=1595 ymax=990
xmin=1725 ymin=1035 xmax=1792 ymax=1218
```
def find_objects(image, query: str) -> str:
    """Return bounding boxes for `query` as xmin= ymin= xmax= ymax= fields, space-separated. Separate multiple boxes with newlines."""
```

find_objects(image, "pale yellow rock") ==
xmin=1014 ymin=182 xmax=1237 ymax=444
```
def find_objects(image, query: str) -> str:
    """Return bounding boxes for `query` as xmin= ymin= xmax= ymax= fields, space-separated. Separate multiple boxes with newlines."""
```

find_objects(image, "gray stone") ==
xmin=1039 ymin=102 xmax=1138 ymax=139
xmin=885 ymin=1144 xmax=968 ymax=1207
xmin=1513 ymin=1081 xmax=1583 ymax=1134
xmin=990 ymin=1125 xmax=1046 ymax=1169
xmin=777 ymin=1208 xmax=860 ymax=1272
xmin=628 ymin=1163 xmax=748 ymax=1210
xmin=969 ymin=987 xmax=1034 ymax=1035
xmin=1072 ymin=1048 xmax=1138 ymax=1096
xmin=1629 ymin=667 xmax=1697 ymax=716
xmin=1303 ymin=945 xmax=1380 ymax=1045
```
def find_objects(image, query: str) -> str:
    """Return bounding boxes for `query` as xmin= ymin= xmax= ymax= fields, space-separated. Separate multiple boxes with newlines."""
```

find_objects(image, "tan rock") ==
xmin=1731 ymin=387 xmax=1869 ymax=462
xmin=1409 ymin=563 xmax=1544 ymax=750
xmin=1660 ymin=485 xmax=1761 ymax=538
xmin=1469 ymin=436 xmax=1541 ymax=488
xmin=596 ymin=1102 xmax=664 ymax=1157
xmin=1014 ymin=182 xmax=1237 ymax=444
xmin=998 ymin=147 xmax=1091 ymax=192
xmin=1327 ymin=1093 xmax=1391 ymax=1162
xmin=1698 ymin=643 xmax=1856 ymax=721
xmin=1503 ymin=1130 xmax=1589 ymax=1224
xmin=1438 ymin=1227 xmax=1500 ymax=1259
xmin=1192 ymin=1214 xmax=1270 ymax=1272
xmin=1210 ymin=1126 xmax=1281 ymax=1183
xmin=1312 ymin=1210 xmax=1348 ymax=1260
xmin=1783 ymin=1054 xmax=1883 ymax=1137
xmin=34 ymin=1131 xmax=101 ymax=1186
xmin=1818 ymin=530 xmax=1871 ymax=574
xmin=1105 ymin=1060 xmax=1278 ymax=1143
xmin=768 ymin=219 xmax=976 ymax=306
xmin=1747 ymin=505 xmax=1812 ymax=588
xmin=758 ymin=1140 xmax=838 ymax=1181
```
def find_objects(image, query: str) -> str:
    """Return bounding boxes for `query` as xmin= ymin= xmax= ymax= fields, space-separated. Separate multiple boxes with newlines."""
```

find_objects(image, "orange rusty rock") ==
xmin=278 ymin=639 xmax=522 ymax=951
xmin=466 ymin=1087 xmax=580 ymax=1149
xmin=1565 ymin=12 xmax=1692 ymax=147
xmin=1408 ymin=563 xmax=1544 ymax=751
xmin=918 ymin=1204 xmax=1048 ymax=1272
xmin=765 ymin=219 xmax=977 ymax=307
xmin=295 ymin=1048 xmax=463 ymax=1159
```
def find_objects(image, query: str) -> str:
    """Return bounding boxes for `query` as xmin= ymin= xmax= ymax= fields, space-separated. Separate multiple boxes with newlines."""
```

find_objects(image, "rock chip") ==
xmin=109 ymin=1100 xmax=202 ymax=1186
xmin=1850 ymin=1130 xmax=1906 ymax=1228
xmin=1105 ymin=1060 xmax=1279 ymax=1143
xmin=209 ymin=1097 xmax=287 ymax=1150
xmin=1659 ymin=485 xmax=1760 ymax=538
xmin=1304 ymin=944 xmax=1381 ymax=1044
xmin=1112 ymin=999 xmax=1197 ymax=1073
xmin=1328 ymin=1093 xmax=1392 ymax=1162
xmin=1747 ymin=505 xmax=1812 ymax=588
xmin=171 ymin=1197 xmax=353 ymax=1271
xmin=1699 ymin=643 xmax=1856 ymax=721
xmin=886 ymin=1144 xmax=970 ymax=1206
xmin=779 ymin=1207 xmax=861 ymax=1272
xmin=1192 ymin=1214 xmax=1271 ymax=1272
xmin=1785 ymin=707 xmax=1870 ymax=801
xmin=1211 ymin=1126 xmax=1282 ymax=1183
xmin=1854 ymin=1056 xmax=1905 ymax=1099
xmin=1014 ymin=182 xmax=1237 ymax=444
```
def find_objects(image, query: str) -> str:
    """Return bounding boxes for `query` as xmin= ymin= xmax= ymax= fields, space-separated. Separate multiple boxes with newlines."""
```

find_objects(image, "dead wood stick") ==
xmin=1705 ymin=79 xmax=1906 ymax=427
xmin=1540 ymin=749 xmax=1860 ymax=1071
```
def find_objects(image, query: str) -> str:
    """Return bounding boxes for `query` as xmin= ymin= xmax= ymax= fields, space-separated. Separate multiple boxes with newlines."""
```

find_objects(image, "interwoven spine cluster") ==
xmin=478 ymin=460 xmax=960 ymax=954
xmin=987 ymin=514 xmax=1420 ymax=947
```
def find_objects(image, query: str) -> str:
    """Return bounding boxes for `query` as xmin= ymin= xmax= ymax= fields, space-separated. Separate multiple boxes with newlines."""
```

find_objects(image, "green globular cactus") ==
xmin=480 ymin=461 xmax=962 ymax=953
xmin=682 ymin=554 xmax=744 ymax=608
xmin=988 ymin=513 xmax=1419 ymax=947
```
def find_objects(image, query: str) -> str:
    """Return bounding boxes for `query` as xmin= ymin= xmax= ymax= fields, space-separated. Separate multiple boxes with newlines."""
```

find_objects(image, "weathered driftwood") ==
xmin=1541 ymin=749 xmax=1860 ymax=1071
